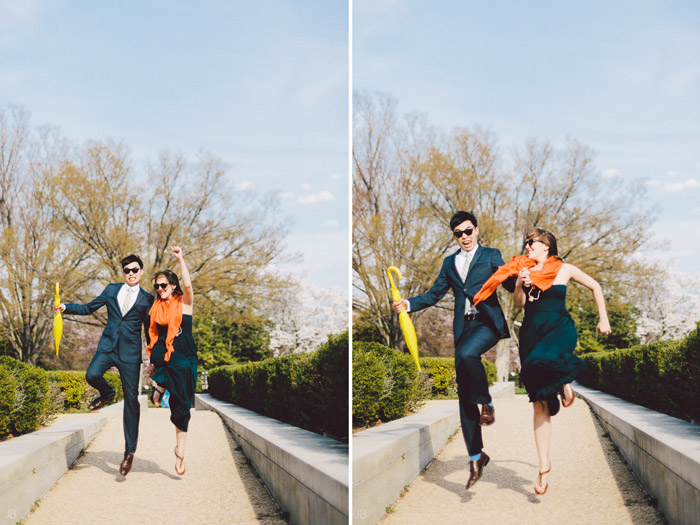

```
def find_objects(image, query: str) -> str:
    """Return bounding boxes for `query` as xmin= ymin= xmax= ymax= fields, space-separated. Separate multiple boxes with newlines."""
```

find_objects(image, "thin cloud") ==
xmin=645 ymin=179 xmax=661 ymax=186
xmin=300 ymin=183 xmax=314 ymax=190
xmin=297 ymin=191 xmax=335 ymax=204
xmin=602 ymin=169 xmax=620 ymax=179
xmin=667 ymin=170 xmax=680 ymax=178
xmin=692 ymin=208 xmax=700 ymax=215
xmin=664 ymin=178 xmax=700 ymax=192
xmin=235 ymin=181 xmax=254 ymax=191
xmin=330 ymin=173 xmax=345 ymax=180
xmin=324 ymin=219 xmax=339 ymax=227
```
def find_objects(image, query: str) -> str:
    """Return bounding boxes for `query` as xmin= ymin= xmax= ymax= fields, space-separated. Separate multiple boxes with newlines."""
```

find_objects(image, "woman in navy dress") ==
xmin=146 ymin=246 xmax=197 ymax=476
xmin=514 ymin=229 xmax=610 ymax=495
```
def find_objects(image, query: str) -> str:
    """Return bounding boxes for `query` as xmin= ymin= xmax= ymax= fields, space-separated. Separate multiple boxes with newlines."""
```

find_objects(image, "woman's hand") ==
xmin=518 ymin=268 xmax=532 ymax=287
xmin=170 ymin=246 xmax=184 ymax=259
xmin=597 ymin=318 xmax=612 ymax=334
xmin=53 ymin=304 xmax=66 ymax=314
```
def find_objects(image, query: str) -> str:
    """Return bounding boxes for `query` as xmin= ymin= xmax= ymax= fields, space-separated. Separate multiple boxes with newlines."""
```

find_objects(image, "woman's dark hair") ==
xmin=525 ymin=228 xmax=559 ymax=257
xmin=153 ymin=269 xmax=183 ymax=297
xmin=450 ymin=211 xmax=478 ymax=230
xmin=121 ymin=254 xmax=143 ymax=269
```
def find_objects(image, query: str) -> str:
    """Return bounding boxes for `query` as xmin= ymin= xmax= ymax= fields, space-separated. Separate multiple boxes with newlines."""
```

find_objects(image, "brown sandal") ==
xmin=150 ymin=386 xmax=165 ymax=408
xmin=174 ymin=446 xmax=186 ymax=475
xmin=534 ymin=465 xmax=551 ymax=495
xmin=561 ymin=384 xmax=575 ymax=407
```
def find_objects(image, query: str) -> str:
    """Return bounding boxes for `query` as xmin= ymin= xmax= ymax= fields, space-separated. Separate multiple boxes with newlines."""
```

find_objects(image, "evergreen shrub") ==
xmin=578 ymin=323 xmax=700 ymax=423
xmin=0 ymin=356 xmax=51 ymax=436
xmin=46 ymin=370 xmax=123 ymax=410
xmin=208 ymin=332 xmax=348 ymax=441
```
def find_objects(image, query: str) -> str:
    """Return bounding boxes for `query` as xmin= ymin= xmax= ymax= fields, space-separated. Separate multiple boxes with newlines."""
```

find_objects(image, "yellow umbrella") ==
xmin=387 ymin=266 xmax=421 ymax=371
xmin=53 ymin=282 xmax=63 ymax=356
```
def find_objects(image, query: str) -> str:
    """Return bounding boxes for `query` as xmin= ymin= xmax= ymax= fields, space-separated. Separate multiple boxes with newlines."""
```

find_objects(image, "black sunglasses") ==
xmin=453 ymin=227 xmax=474 ymax=238
xmin=525 ymin=239 xmax=546 ymax=247
xmin=123 ymin=266 xmax=141 ymax=274
xmin=154 ymin=283 xmax=170 ymax=290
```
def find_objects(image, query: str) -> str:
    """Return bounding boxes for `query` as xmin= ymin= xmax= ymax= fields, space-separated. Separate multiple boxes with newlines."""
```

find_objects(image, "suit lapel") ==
xmin=465 ymin=245 xmax=485 ymax=287
xmin=446 ymin=250 xmax=461 ymax=284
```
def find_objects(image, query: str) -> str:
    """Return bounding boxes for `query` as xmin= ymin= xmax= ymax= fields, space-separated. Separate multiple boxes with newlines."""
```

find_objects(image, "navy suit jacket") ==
xmin=64 ymin=284 xmax=154 ymax=364
xmin=408 ymin=245 xmax=512 ymax=344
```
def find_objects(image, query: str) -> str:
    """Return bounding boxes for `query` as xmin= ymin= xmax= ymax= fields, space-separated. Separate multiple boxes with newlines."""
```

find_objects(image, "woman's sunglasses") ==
xmin=525 ymin=239 xmax=546 ymax=247
xmin=154 ymin=283 xmax=170 ymax=290
xmin=453 ymin=227 xmax=474 ymax=238
xmin=123 ymin=266 xmax=141 ymax=274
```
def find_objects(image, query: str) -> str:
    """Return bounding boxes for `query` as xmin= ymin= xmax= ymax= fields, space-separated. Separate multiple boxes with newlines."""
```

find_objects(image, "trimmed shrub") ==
xmin=352 ymin=341 xmax=421 ymax=427
xmin=419 ymin=357 xmax=456 ymax=397
xmin=578 ymin=323 xmax=700 ymax=423
xmin=46 ymin=370 xmax=124 ymax=411
xmin=0 ymin=356 xmax=52 ymax=435
xmin=0 ymin=365 xmax=18 ymax=435
xmin=418 ymin=357 xmax=497 ymax=398
xmin=208 ymin=332 xmax=348 ymax=441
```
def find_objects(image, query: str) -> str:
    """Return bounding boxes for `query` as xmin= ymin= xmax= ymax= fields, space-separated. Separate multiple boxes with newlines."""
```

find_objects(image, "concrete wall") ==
xmin=574 ymin=382 xmax=700 ymax=525
xmin=0 ymin=415 xmax=107 ymax=525
xmin=352 ymin=381 xmax=513 ymax=525
xmin=195 ymin=394 xmax=348 ymax=525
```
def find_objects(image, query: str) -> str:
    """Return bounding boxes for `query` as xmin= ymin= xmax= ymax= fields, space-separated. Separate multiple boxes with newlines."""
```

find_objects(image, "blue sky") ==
xmin=354 ymin=0 xmax=700 ymax=278
xmin=0 ymin=0 xmax=349 ymax=291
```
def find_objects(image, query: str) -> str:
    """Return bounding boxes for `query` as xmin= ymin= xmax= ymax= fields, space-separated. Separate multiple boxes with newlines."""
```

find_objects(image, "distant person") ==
xmin=392 ymin=211 xmax=515 ymax=489
xmin=475 ymin=228 xmax=611 ymax=495
xmin=55 ymin=254 xmax=154 ymax=476
xmin=146 ymin=246 xmax=198 ymax=476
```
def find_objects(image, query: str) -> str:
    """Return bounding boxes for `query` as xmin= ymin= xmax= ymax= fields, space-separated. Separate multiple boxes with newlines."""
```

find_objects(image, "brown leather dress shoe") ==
xmin=120 ymin=452 xmax=134 ymax=476
xmin=466 ymin=452 xmax=490 ymax=489
xmin=88 ymin=393 xmax=115 ymax=411
xmin=480 ymin=403 xmax=495 ymax=426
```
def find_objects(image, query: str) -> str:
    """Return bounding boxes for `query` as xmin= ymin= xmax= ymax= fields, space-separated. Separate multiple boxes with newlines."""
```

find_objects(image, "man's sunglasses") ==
xmin=154 ymin=283 xmax=170 ymax=290
xmin=123 ymin=266 xmax=141 ymax=274
xmin=453 ymin=227 xmax=474 ymax=238
xmin=525 ymin=239 xmax=546 ymax=247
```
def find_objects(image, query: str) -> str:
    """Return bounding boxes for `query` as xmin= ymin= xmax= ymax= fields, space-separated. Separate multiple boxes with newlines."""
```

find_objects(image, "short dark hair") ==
xmin=121 ymin=254 xmax=143 ymax=270
xmin=525 ymin=228 xmax=559 ymax=257
xmin=450 ymin=211 xmax=478 ymax=231
xmin=153 ymin=269 xmax=184 ymax=297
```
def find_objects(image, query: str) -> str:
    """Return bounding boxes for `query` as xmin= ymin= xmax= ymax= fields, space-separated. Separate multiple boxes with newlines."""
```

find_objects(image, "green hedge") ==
xmin=0 ymin=356 xmax=52 ymax=436
xmin=353 ymin=345 xmax=500 ymax=428
xmin=46 ymin=370 xmax=123 ymax=411
xmin=578 ymin=323 xmax=700 ymax=423
xmin=208 ymin=332 xmax=348 ymax=441
xmin=418 ymin=357 xmax=497 ymax=398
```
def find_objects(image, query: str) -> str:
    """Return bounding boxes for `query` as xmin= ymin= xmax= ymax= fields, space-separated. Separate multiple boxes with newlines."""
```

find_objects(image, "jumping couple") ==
xmin=392 ymin=211 xmax=610 ymax=494
xmin=54 ymin=246 xmax=197 ymax=477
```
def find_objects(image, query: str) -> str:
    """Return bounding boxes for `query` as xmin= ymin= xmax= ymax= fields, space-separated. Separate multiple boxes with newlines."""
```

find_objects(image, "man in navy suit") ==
xmin=55 ymin=254 xmax=154 ymax=476
xmin=393 ymin=211 xmax=513 ymax=489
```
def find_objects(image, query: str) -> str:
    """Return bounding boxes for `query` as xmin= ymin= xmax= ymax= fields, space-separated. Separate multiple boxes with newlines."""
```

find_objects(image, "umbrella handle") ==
xmin=387 ymin=266 xmax=403 ymax=303
xmin=54 ymin=282 xmax=60 ymax=307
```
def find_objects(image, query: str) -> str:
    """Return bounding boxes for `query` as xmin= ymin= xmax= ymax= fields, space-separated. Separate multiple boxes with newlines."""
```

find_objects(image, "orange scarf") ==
xmin=473 ymin=255 xmax=563 ymax=305
xmin=146 ymin=295 xmax=183 ymax=362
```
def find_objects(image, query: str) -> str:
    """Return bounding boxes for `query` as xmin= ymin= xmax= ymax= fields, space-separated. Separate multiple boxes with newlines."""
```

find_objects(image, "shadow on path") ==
xmin=219 ymin=418 xmax=289 ymax=523
xmin=70 ymin=449 xmax=180 ymax=482
xmin=425 ymin=454 xmax=542 ymax=505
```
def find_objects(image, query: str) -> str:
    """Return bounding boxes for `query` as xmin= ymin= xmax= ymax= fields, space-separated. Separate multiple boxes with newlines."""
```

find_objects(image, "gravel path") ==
xmin=25 ymin=407 xmax=287 ymax=525
xmin=380 ymin=396 xmax=666 ymax=525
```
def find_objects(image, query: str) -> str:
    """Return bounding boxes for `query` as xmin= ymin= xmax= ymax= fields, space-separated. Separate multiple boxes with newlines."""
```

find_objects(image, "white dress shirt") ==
xmin=118 ymin=283 xmax=140 ymax=316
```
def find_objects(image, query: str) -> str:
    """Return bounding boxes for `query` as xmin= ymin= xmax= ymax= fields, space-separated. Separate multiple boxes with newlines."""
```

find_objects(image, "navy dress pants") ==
xmin=86 ymin=351 xmax=141 ymax=454
xmin=454 ymin=319 xmax=500 ymax=457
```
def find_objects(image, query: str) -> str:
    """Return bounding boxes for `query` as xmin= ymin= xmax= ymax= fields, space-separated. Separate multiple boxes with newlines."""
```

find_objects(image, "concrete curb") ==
xmin=574 ymin=382 xmax=700 ymax=525
xmin=0 ymin=416 xmax=107 ymax=524
xmin=195 ymin=394 xmax=349 ymax=525
xmin=352 ymin=381 xmax=514 ymax=525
